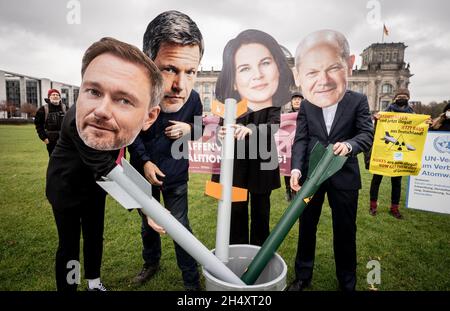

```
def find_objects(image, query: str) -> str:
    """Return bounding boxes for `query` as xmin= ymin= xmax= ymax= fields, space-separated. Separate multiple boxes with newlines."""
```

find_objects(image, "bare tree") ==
xmin=0 ymin=100 xmax=6 ymax=118
xmin=0 ymin=101 xmax=18 ymax=118
xmin=412 ymin=100 xmax=449 ymax=118
xmin=20 ymin=103 xmax=37 ymax=119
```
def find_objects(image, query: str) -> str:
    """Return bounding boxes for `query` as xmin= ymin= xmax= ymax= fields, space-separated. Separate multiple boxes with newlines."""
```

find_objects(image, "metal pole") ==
xmin=215 ymin=98 xmax=237 ymax=263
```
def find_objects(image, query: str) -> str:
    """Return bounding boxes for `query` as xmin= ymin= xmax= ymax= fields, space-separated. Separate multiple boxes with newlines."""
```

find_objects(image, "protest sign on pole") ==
xmin=369 ymin=112 xmax=429 ymax=176
xmin=188 ymin=115 xmax=221 ymax=174
xmin=189 ymin=112 xmax=298 ymax=176
xmin=407 ymin=131 xmax=450 ymax=214
xmin=274 ymin=112 xmax=298 ymax=176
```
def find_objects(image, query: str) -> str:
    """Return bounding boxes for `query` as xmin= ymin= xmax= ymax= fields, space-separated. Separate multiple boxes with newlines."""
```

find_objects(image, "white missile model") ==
xmin=97 ymin=158 xmax=245 ymax=286
xmin=205 ymin=99 xmax=248 ymax=263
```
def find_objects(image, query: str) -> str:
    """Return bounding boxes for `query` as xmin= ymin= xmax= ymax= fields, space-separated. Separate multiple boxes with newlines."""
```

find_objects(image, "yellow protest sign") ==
xmin=369 ymin=112 xmax=430 ymax=176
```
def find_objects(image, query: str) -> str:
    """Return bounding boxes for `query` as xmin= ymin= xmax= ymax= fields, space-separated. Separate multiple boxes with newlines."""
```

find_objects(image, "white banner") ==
xmin=406 ymin=131 xmax=450 ymax=214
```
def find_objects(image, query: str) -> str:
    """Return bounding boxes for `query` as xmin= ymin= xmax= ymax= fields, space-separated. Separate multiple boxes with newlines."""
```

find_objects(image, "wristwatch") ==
xmin=343 ymin=142 xmax=352 ymax=155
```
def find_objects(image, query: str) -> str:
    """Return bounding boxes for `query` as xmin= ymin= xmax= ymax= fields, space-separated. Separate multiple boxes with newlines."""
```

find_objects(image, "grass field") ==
xmin=0 ymin=124 xmax=449 ymax=291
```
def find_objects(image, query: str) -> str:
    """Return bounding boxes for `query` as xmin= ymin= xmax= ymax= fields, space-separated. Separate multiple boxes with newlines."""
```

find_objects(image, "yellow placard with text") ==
xmin=369 ymin=112 xmax=430 ymax=176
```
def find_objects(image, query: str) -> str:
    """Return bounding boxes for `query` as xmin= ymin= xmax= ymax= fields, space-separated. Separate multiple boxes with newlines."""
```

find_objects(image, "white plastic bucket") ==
xmin=202 ymin=244 xmax=287 ymax=291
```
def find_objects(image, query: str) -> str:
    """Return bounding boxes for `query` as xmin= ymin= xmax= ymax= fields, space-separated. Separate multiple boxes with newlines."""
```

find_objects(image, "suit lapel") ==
xmin=309 ymin=101 xmax=328 ymax=137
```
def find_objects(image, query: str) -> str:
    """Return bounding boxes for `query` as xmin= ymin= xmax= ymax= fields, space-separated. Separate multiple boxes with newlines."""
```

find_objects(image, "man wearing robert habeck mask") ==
xmin=128 ymin=10 xmax=203 ymax=291
xmin=288 ymin=30 xmax=373 ymax=291
xmin=46 ymin=37 xmax=162 ymax=291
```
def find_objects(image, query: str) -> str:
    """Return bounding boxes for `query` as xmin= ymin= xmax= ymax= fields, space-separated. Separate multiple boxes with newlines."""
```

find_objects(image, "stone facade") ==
xmin=194 ymin=69 xmax=220 ymax=114
xmin=0 ymin=70 xmax=79 ymax=118
xmin=349 ymin=43 xmax=412 ymax=112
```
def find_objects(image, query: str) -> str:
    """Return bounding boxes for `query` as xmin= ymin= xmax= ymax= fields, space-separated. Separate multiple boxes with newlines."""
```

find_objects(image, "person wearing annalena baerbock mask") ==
xmin=212 ymin=29 xmax=295 ymax=248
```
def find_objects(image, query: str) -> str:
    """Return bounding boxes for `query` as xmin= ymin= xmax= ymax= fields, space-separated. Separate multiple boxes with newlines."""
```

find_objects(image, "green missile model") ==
xmin=241 ymin=142 xmax=347 ymax=285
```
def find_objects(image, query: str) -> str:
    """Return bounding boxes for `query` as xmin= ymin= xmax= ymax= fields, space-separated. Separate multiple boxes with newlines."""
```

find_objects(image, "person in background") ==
xmin=430 ymin=102 xmax=450 ymax=131
xmin=34 ymin=89 xmax=66 ymax=156
xmin=369 ymin=88 xmax=413 ymax=219
xmin=283 ymin=92 xmax=303 ymax=202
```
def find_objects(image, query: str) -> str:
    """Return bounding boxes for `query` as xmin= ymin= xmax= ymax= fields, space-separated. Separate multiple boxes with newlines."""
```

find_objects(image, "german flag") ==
xmin=383 ymin=24 xmax=389 ymax=36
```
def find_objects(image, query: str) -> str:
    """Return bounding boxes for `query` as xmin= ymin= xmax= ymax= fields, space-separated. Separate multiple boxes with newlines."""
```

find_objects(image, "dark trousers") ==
xmin=294 ymin=184 xmax=358 ymax=291
xmin=46 ymin=140 xmax=57 ymax=156
xmin=52 ymin=195 xmax=106 ymax=291
xmin=370 ymin=174 xmax=402 ymax=205
xmin=139 ymin=183 xmax=199 ymax=287
xmin=284 ymin=176 xmax=291 ymax=192
xmin=230 ymin=191 xmax=271 ymax=246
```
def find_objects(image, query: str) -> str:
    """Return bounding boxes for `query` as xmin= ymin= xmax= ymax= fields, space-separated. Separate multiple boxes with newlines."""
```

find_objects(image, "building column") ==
xmin=368 ymin=80 xmax=377 ymax=112
xmin=19 ymin=76 xmax=26 ymax=107
xmin=0 ymin=71 xmax=6 ymax=104
xmin=0 ymin=71 xmax=6 ymax=118
xmin=68 ymin=86 xmax=74 ymax=107
xmin=374 ymin=79 xmax=381 ymax=111
xmin=40 ymin=78 xmax=51 ymax=108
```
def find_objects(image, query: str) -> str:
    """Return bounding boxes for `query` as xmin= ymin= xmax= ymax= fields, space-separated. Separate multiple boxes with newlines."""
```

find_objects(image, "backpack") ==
xmin=44 ymin=102 xmax=66 ymax=122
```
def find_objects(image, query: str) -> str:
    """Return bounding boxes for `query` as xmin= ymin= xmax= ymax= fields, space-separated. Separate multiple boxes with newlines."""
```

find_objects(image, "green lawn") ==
xmin=0 ymin=124 xmax=449 ymax=291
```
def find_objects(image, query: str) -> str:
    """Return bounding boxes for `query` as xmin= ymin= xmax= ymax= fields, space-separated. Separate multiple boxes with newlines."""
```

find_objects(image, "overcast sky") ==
xmin=0 ymin=0 xmax=448 ymax=104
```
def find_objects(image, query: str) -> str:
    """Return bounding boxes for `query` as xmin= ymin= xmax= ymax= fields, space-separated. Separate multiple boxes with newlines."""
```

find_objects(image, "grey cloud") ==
xmin=0 ymin=0 xmax=448 ymax=103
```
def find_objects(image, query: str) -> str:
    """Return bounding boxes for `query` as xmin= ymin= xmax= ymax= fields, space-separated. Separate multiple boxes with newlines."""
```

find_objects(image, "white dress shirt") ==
xmin=290 ymin=102 xmax=351 ymax=179
xmin=321 ymin=103 xmax=352 ymax=153
xmin=322 ymin=103 xmax=339 ymax=135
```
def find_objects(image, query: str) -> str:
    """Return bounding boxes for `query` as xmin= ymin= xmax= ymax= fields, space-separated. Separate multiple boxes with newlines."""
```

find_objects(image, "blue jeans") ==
xmin=139 ymin=183 xmax=199 ymax=287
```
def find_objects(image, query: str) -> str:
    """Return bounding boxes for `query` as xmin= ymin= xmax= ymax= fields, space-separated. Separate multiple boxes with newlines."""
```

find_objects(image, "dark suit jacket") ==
xmin=212 ymin=106 xmax=281 ymax=194
xmin=129 ymin=90 xmax=203 ymax=190
xmin=46 ymin=105 xmax=119 ymax=210
xmin=291 ymin=90 xmax=373 ymax=190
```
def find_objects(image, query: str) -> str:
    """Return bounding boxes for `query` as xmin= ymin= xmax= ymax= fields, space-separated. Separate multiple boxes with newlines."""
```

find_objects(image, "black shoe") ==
xmin=339 ymin=284 xmax=356 ymax=292
xmin=132 ymin=263 xmax=160 ymax=285
xmin=185 ymin=284 xmax=202 ymax=291
xmin=389 ymin=209 xmax=404 ymax=219
xmin=287 ymin=279 xmax=311 ymax=291
xmin=285 ymin=190 xmax=293 ymax=202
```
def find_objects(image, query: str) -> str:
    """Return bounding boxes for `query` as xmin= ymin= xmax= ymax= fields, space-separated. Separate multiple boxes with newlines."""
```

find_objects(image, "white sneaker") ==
xmin=87 ymin=282 xmax=108 ymax=291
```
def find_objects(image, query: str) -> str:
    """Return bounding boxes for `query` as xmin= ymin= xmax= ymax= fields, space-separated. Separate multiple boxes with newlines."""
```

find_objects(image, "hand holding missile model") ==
xmin=240 ymin=142 xmax=347 ymax=285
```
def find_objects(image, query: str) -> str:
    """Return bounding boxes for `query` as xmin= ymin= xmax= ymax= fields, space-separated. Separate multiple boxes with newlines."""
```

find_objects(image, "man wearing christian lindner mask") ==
xmin=289 ymin=29 xmax=373 ymax=291
xmin=46 ymin=37 xmax=162 ymax=291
